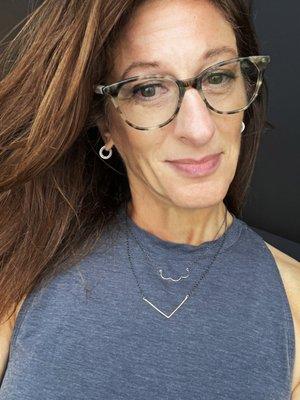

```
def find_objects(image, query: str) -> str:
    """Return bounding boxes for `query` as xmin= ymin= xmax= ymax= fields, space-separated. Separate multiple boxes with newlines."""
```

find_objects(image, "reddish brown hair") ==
xmin=0 ymin=0 xmax=270 ymax=323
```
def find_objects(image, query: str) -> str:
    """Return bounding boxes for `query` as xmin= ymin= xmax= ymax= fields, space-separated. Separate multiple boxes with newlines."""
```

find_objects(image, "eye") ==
xmin=206 ymin=72 xmax=236 ymax=85
xmin=132 ymin=83 xmax=165 ymax=99
xmin=118 ymin=79 xmax=173 ymax=103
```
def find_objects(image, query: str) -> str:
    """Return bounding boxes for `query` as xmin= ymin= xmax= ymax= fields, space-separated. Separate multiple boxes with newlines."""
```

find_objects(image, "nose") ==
xmin=173 ymin=87 xmax=216 ymax=146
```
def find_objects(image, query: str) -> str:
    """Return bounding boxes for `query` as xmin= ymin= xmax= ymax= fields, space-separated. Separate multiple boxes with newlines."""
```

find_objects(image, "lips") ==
xmin=165 ymin=152 xmax=222 ymax=177
xmin=167 ymin=152 xmax=222 ymax=164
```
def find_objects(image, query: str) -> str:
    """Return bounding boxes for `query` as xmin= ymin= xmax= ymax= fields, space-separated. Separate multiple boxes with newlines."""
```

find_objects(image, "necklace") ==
xmin=126 ymin=208 xmax=227 ymax=283
xmin=124 ymin=203 xmax=229 ymax=319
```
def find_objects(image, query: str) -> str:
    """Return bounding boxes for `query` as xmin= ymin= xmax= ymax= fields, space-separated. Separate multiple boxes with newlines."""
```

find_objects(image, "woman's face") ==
xmin=103 ymin=0 xmax=244 ymax=210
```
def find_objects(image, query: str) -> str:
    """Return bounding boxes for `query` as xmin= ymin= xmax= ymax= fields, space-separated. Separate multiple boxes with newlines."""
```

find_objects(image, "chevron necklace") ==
xmin=124 ymin=203 xmax=228 ymax=319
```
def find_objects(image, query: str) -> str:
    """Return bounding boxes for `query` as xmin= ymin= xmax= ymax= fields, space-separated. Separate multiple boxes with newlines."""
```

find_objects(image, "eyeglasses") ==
xmin=94 ymin=55 xmax=270 ymax=131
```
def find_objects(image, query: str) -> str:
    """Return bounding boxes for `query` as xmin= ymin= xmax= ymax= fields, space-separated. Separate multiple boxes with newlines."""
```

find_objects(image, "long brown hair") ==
xmin=0 ymin=0 xmax=270 ymax=323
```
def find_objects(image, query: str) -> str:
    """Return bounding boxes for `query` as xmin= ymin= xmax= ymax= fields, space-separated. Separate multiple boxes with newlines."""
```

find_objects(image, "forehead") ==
xmin=112 ymin=0 xmax=237 ymax=80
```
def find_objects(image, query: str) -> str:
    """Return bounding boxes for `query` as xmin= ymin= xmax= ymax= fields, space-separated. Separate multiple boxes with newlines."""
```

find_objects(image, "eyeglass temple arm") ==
xmin=94 ymin=85 xmax=106 ymax=95
xmin=249 ymin=55 xmax=271 ymax=70
xmin=94 ymin=83 xmax=119 ymax=97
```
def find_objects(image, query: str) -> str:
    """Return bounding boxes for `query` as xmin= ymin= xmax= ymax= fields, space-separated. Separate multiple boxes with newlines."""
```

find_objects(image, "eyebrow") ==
xmin=120 ymin=46 xmax=238 ymax=80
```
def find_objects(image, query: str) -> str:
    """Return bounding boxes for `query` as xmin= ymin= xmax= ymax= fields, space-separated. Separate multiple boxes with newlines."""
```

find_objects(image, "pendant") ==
xmin=143 ymin=294 xmax=190 ymax=319
xmin=159 ymin=267 xmax=190 ymax=282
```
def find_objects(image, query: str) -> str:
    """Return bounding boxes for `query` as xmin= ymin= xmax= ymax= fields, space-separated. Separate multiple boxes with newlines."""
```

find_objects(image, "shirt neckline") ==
xmin=116 ymin=202 xmax=244 ymax=259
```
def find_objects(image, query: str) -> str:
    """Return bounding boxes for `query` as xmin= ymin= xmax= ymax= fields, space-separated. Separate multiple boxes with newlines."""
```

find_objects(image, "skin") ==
xmin=1 ymin=1 xmax=300 ymax=396
xmin=97 ymin=1 xmax=300 ymax=389
xmin=101 ymin=0 xmax=244 ymax=245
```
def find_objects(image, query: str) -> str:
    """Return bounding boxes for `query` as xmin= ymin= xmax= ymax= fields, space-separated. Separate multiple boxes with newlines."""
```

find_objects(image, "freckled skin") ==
xmin=101 ymin=0 xmax=244 ymax=245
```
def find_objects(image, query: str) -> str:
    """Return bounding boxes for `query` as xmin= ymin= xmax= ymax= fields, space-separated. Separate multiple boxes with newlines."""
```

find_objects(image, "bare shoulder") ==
xmin=264 ymin=241 xmax=300 ymax=291
xmin=1 ymin=295 xmax=27 ymax=329
xmin=265 ymin=241 xmax=300 ymax=319
xmin=265 ymin=241 xmax=299 ymax=265
xmin=0 ymin=295 xmax=27 ymax=339
xmin=264 ymin=241 xmax=300 ymax=394
xmin=0 ymin=295 xmax=27 ymax=380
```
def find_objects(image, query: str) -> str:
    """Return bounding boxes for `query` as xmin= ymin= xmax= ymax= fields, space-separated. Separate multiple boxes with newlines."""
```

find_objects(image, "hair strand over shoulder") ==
xmin=0 ymin=0 xmax=270 ymax=324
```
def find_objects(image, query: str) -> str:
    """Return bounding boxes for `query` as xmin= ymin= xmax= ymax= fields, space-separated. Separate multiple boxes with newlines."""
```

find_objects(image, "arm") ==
xmin=292 ymin=384 xmax=300 ymax=400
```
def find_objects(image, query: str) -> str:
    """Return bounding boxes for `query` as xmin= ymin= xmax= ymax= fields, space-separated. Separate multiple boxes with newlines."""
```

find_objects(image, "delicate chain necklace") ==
xmin=126 ymin=208 xmax=227 ymax=283
xmin=124 ymin=204 xmax=229 ymax=319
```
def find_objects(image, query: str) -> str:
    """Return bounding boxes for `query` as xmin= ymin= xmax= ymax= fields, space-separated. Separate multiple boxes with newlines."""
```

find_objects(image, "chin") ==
xmin=163 ymin=183 xmax=227 ymax=210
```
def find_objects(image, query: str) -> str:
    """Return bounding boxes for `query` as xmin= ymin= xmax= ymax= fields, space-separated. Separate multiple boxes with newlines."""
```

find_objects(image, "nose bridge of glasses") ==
xmin=177 ymin=76 xmax=205 ymax=106
xmin=179 ymin=76 xmax=201 ymax=91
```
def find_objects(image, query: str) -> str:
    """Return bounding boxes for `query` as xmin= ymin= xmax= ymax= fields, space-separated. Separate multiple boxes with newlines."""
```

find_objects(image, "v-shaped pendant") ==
xmin=142 ymin=294 xmax=190 ymax=319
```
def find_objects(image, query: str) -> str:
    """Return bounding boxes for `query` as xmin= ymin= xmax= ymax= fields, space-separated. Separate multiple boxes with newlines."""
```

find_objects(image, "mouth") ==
xmin=166 ymin=152 xmax=223 ymax=164
xmin=165 ymin=152 xmax=222 ymax=178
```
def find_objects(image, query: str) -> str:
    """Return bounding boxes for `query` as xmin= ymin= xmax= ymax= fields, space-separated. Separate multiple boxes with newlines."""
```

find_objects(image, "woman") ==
xmin=0 ymin=0 xmax=299 ymax=398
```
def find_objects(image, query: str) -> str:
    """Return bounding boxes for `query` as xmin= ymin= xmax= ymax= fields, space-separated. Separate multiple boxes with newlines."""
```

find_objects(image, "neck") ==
xmin=126 ymin=198 xmax=232 ymax=246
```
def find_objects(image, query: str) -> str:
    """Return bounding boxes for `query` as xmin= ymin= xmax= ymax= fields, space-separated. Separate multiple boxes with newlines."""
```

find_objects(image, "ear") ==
xmin=97 ymin=116 xmax=115 ymax=149
xmin=102 ymin=132 xmax=115 ymax=150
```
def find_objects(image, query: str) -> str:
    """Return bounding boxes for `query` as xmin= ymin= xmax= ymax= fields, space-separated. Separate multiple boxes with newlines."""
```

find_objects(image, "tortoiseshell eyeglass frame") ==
xmin=93 ymin=55 xmax=271 ymax=131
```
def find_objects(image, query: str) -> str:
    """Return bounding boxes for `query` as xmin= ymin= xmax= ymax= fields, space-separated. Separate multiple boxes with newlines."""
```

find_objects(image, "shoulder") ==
xmin=5 ymin=295 xmax=28 ymax=332
xmin=264 ymin=241 xmax=300 ymax=317
xmin=264 ymin=241 xmax=300 ymax=393
xmin=1 ymin=295 xmax=28 ymax=341
xmin=265 ymin=242 xmax=300 ymax=345
xmin=264 ymin=241 xmax=300 ymax=294
xmin=0 ymin=295 xmax=27 ymax=381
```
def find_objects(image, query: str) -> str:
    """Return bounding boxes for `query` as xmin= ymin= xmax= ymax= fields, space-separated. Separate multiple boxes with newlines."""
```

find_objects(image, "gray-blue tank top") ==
xmin=0 ymin=205 xmax=295 ymax=399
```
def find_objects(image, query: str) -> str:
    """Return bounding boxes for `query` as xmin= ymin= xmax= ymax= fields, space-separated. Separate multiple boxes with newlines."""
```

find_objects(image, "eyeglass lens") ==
xmin=116 ymin=58 xmax=260 ymax=129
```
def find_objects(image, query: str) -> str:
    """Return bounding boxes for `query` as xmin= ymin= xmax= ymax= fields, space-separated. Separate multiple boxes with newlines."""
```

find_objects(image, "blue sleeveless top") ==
xmin=0 ymin=205 xmax=295 ymax=399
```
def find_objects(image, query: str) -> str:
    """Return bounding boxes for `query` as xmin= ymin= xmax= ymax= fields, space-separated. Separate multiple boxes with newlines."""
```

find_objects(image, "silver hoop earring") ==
xmin=99 ymin=145 xmax=112 ymax=159
xmin=241 ymin=121 xmax=245 ymax=133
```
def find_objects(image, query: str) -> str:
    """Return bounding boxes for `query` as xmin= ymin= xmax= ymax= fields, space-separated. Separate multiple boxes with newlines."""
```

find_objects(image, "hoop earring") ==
xmin=99 ymin=145 xmax=112 ymax=159
xmin=241 ymin=121 xmax=246 ymax=133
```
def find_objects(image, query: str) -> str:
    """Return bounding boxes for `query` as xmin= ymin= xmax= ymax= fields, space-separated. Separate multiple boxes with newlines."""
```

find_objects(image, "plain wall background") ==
xmin=0 ymin=1 xmax=299 ymax=249
xmin=243 ymin=0 xmax=300 ymax=244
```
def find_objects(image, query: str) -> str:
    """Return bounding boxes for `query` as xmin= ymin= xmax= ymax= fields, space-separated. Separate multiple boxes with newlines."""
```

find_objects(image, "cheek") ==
xmin=223 ymin=146 xmax=241 ymax=184
xmin=105 ymin=108 xmax=134 ymax=163
xmin=108 ymin=112 xmax=159 ymax=172
xmin=220 ymin=123 xmax=242 ymax=176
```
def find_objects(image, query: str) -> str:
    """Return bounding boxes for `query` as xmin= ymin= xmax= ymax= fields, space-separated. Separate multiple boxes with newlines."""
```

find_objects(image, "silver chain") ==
xmin=126 ymin=206 xmax=227 ymax=282
xmin=124 ymin=203 xmax=229 ymax=318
